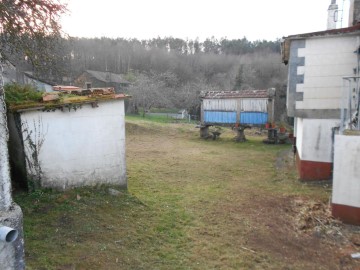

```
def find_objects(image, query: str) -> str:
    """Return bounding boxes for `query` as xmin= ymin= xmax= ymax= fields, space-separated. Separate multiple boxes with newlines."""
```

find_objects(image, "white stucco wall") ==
xmin=332 ymin=134 xmax=360 ymax=207
xmin=19 ymin=99 xmax=126 ymax=189
xmin=295 ymin=117 xmax=303 ymax=158
xmin=296 ymin=118 xmax=340 ymax=162
xmin=296 ymin=35 xmax=359 ymax=110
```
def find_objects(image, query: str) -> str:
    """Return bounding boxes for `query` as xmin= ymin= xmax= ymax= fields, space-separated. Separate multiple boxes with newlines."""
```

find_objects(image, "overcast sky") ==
xmin=61 ymin=0 xmax=350 ymax=41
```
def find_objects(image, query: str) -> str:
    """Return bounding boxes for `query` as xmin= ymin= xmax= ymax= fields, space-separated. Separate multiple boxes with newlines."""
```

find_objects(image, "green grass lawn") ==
xmin=15 ymin=119 xmax=353 ymax=270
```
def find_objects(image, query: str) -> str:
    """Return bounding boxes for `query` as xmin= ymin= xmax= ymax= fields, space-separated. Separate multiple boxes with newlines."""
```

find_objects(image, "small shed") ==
xmin=23 ymin=71 xmax=54 ymax=92
xmin=200 ymin=89 xmax=275 ymax=126
xmin=74 ymin=70 xmax=130 ymax=94
xmin=7 ymin=89 xmax=130 ymax=190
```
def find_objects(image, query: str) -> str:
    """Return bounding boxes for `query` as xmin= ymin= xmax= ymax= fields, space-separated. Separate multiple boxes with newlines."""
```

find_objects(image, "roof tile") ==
xmin=202 ymin=90 xmax=269 ymax=99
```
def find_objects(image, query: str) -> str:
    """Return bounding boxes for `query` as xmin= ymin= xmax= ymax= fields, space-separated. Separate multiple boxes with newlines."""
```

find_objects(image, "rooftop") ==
xmin=23 ymin=71 xmax=55 ymax=86
xmin=7 ymin=87 xmax=130 ymax=112
xmin=283 ymin=24 xmax=360 ymax=40
xmin=281 ymin=24 xmax=360 ymax=64
xmin=201 ymin=90 xmax=270 ymax=99
xmin=85 ymin=70 xmax=130 ymax=85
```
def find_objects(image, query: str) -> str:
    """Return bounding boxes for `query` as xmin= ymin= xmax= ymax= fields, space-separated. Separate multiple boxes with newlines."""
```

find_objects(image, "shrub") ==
xmin=4 ymin=83 xmax=43 ymax=106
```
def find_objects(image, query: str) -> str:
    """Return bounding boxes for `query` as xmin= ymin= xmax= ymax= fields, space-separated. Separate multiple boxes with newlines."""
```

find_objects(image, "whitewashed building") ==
xmin=282 ymin=18 xmax=360 ymax=180
xmin=8 ymin=92 xmax=128 ymax=190
xmin=283 ymin=0 xmax=360 ymax=224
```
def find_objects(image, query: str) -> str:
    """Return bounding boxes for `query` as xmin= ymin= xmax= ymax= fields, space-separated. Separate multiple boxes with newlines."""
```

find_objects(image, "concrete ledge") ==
xmin=0 ymin=204 xmax=25 ymax=270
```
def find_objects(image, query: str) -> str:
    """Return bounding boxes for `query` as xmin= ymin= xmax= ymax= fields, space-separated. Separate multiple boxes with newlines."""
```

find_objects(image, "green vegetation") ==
xmin=149 ymin=108 xmax=179 ymax=114
xmin=15 ymin=119 xmax=339 ymax=270
xmin=126 ymin=113 xmax=193 ymax=124
xmin=4 ymin=83 xmax=43 ymax=106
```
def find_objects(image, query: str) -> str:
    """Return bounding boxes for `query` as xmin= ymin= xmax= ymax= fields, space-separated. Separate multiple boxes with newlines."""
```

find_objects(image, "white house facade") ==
xmin=283 ymin=0 xmax=360 ymax=225
xmin=282 ymin=25 xmax=360 ymax=181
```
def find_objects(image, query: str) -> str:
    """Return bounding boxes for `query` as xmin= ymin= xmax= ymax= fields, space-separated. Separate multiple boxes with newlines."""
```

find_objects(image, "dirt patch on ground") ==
xmin=242 ymin=149 xmax=360 ymax=269
xmin=208 ymin=186 xmax=360 ymax=269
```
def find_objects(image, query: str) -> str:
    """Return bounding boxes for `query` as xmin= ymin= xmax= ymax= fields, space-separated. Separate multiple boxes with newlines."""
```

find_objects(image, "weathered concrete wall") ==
xmin=0 ymin=204 xmax=25 ymax=270
xmin=288 ymin=35 xmax=358 ymax=119
xmin=295 ymin=118 xmax=339 ymax=180
xmin=287 ymin=39 xmax=305 ymax=117
xmin=19 ymin=99 xmax=127 ymax=190
xmin=296 ymin=36 xmax=357 ymax=115
xmin=332 ymin=134 xmax=360 ymax=225
xmin=298 ymin=118 xmax=339 ymax=163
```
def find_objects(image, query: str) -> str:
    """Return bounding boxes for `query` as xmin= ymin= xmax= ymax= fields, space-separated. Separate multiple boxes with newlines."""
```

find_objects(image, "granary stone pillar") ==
xmin=200 ymin=126 xmax=209 ymax=138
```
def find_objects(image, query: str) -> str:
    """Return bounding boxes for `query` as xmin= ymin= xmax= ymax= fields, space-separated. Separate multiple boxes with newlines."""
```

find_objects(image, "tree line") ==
xmin=9 ymin=36 xmax=287 ymax=114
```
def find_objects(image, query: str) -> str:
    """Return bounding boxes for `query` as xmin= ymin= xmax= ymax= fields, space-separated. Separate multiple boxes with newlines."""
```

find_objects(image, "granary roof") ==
xmin=201 ymin=90 xmax=270 ymax=99
xmin=86 ymin=70 xmax=130 ymax=85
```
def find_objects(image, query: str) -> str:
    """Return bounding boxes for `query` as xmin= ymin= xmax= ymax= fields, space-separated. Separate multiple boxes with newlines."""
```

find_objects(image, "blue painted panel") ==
xmin=204 ymin=111 xmax=237 ymax=124
xmin=240 ymin=112 xmax=268 ymax=124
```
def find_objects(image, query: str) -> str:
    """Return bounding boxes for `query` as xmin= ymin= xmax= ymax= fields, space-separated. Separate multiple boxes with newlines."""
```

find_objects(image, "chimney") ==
xmin=327 ymin=0 xmax=338 ymax=30
xmin=349 ymin=0 xmax=360 ymax=26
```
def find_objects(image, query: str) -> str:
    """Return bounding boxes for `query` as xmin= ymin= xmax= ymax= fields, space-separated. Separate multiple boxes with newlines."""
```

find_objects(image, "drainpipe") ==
xmin=0 ymin=226 xmax=18 ymax=243
xmin=330 ymin=126 xmax=340 ymax=178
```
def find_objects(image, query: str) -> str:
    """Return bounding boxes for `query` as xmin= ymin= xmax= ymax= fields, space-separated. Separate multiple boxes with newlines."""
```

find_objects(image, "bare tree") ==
xmin=128 ymin=73 xmax=173 ymax=117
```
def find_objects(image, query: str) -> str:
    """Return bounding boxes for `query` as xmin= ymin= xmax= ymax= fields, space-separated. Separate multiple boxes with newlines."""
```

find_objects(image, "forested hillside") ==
xmin=10 ymin=36 xmax=288 ymax=115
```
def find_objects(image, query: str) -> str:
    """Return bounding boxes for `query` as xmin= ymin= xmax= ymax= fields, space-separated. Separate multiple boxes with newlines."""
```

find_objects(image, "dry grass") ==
xmin=15 ymin=118 xmax=360 ymax=269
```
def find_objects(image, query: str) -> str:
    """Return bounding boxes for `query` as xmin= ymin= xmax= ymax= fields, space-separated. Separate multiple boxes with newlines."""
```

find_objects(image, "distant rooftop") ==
xmin=85 ymin=70 xmax=130 ymax=84
xmin=201 ymin=90 xmax=270 ymax=99
xmin=24 ymin=71 xmax=55 ymax=86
